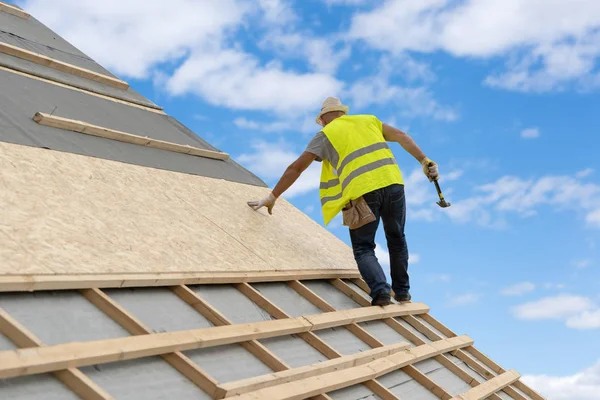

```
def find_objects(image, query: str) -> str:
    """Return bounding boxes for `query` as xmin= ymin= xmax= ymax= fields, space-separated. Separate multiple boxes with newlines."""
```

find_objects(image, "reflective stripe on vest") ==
xmin=318 ymin=114 xmax=403 ymax=225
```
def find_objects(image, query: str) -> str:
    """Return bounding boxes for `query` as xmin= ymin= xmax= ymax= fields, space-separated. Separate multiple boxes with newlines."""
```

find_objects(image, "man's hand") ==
xmin=420 ymin=157 xmax=439 ymax=181
xmin=248 ymin=192 xmax=277 ymax=215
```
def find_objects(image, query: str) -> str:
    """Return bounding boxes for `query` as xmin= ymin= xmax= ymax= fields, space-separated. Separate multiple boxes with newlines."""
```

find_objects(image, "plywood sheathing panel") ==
xmin=0 ymin=141 xmax=356 ymax=277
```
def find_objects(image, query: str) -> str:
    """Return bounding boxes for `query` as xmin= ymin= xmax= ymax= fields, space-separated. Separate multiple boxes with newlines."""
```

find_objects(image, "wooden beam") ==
xmin=287 ymin=280 xmax=386 ymax=348
xmin=0 ymin=270 xmax=361 ymax=292
xmin=334 ymin=279 xmax=504 ymax=400
xmin=233 ymin=283 xmax=401 ymax=399
xmin=403 ymin=365 xmax=452 ymax=400
xmin=0 ymin=65 xmax=163 ymax=113
xmin=0 ymin=1 xmax=29 ymax=19
xmin=234 ymin=283 xmax=341 ymax=360
xmin=218 ymin=341 xmax=411 ymax=397
xmin=232 ymin=336 xmax=473 ymax=400
xmin=0 ymin=301 xmax=428 ymax=379
xmin=451 ymin=370 xmax=521 ymax=400
xmin=171 ymin=285 xmax=290 ymax=372
xmin=0 ymin=42 xmax=127 ymax=89
xmin=0 ymin=308 xmax=113 ymax=400
xmin=81 ymin=288 xmax=219 ymax=397
xmin=363 ymin=380 xmax=401 ymax=400
xmin=33 ymin=112 xmax=230 ymax=161
xmin=301 ymin=280 xmax=452 ymax=399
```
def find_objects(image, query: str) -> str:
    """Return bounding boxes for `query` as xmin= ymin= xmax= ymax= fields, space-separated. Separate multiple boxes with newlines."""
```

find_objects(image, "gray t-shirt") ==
xmin=305 ymin=131 xmax=340 ymax=167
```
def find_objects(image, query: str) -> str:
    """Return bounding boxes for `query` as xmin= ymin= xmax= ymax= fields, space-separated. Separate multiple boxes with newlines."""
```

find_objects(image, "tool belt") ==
xmin=342 ymin=196 xmax=375 ymax=230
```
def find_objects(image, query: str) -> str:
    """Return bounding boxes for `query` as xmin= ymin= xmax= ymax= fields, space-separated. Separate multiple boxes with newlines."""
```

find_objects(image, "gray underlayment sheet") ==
xmin=0 ymin=12 xmax=117 ymax=76
xmin=0 ymin=68 xmax=266 ymax=186
xmin=0 ymin=283 xmax=514 ymax=399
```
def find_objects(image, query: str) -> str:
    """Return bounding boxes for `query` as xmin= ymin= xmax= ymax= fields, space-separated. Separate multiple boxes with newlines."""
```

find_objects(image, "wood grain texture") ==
xmin=0 ymin=43 xmax=128 ymax=88
xmin=0 ymin=301 xmax=428 ymax=379
xmin=0 ymin=271 xmax=360 ymax=292
xmin=81 ymin=288 xmax=220 ymax=396
xmin=231 ymin=336 xmax=473 ymax=400
xmin=0 ymin=1 xmax=29 ymax=18
xmin=0 ymin=308 xmax=113 ymax=400
xmin=451 ymin=370 xmax=520 ymax=400
xmin=33 ymin=112 xmax=229 ymax=160
xmin=0 ymin=141 xmax=357 ymax=278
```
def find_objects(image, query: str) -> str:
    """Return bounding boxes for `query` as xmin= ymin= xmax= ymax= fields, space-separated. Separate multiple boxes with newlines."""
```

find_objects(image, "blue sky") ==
xmin=16 ymin=0 xmax=600 ymax=397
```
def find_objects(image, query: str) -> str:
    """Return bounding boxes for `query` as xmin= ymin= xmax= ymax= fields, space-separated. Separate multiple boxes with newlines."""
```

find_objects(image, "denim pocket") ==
xmin=389 ymin=185 xmax=405 ymax=204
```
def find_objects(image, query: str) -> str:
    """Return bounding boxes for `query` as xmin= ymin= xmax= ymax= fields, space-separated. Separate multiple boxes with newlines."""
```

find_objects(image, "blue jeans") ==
xmin=349 ymin=184 xmax=409 ymax=298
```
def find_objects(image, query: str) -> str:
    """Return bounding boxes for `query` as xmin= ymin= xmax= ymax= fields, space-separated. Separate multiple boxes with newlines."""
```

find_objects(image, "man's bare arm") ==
xmin=382 ymin=123 xmax=426 ymax=162
xmin=272 ymin=151 xmax=317 ymax=198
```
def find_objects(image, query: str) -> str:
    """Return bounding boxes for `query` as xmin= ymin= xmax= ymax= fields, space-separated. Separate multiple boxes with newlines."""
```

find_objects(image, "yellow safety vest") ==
xmin=319 ymin=114 xmax=404 ymax=225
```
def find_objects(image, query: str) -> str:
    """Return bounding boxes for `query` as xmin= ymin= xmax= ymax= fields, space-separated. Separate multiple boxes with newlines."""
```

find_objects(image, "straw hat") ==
xmin=316 ymin=97 xmax=349 ymax=126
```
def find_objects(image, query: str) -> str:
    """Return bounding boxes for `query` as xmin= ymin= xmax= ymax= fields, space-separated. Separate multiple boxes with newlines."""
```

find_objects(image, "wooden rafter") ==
xmin=232 ymin=336 xmax=473 ymax=400
xmin=233 ymin=282 xmax=402 ymax=400
xmin=80 ymin=288 xmax=220 ymax=397
xmin=334 ymin=279 xmax=504 ymax=400
xmin=0 ymin=270 xmax=361 ymax=292
xmin=0 ymin=42 xmax=128 ymax=89
xmin=0 ymin=308 xmax=113 ymax=400
xmin=450 ymin=370 xmax=521 ymax=400
xmin=33 ymin=112 xmax=230 ymax=161
xmin=218 ymin=341 xmax=411 ymax=398
xmin=0 ymin=296 xmax=429 ymax=379
xmin=171 ymin=285 xmax=290 ymax=373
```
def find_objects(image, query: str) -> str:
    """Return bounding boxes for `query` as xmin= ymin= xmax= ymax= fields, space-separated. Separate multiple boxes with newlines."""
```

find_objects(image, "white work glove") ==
xmin=420 ymin=157 xmax=439 ymax=182
xmin=247 ymin=192 xmax=277 ymax=215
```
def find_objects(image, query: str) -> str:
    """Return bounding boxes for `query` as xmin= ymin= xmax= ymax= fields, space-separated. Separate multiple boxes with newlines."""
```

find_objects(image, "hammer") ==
xmin=429 ymin=162 xmax=451 ymax=208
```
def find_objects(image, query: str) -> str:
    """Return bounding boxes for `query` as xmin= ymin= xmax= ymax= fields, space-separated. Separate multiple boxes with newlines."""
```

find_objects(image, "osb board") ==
xmin=0 ymin=141 xmax=356 ymax=275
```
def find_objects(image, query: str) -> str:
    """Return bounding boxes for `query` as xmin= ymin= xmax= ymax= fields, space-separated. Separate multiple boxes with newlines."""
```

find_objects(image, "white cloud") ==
xmin=346 ymin=60 xmax=457 ymax=121
xmin=448 ymin=293 xmax=480 ymax=307
xmin=513 ymin=294 xmax=600 ymax=330
xmin=572 ymin=259 xmax=592 ymax=269
xmin=577 ymin=168 xmax=595 ymax=178
xmin=348 ymin=0 xmax=600 ymax=92
xmin=543 ymin=282 xmax=566 ymax=290
xmin=520 ymin=127 xmax=540 ymax=139
xmin=375 ymin=242 xmax=390 ymax=268
xmin=233 ymin=117 xmax=292 ymax=133
xmin=426 ymin=273 xmax=451 ymax=283
xmin=444 ymin=172 xmax=600 ymax=228
xmin=21 ymin=0 xmax=248 ymax=79
xmin=166 ymin=48 xmax=343 ymax=114
xmin=409 ymin=253 xmax=420 ymax=264
xmin=501 ymin=282 xmax=536 ymax=296
xmin=586 ymin=208 xmax=600 ymax=228
xmin=523 ymin=360 xmax=600 ymax=400
xmin=566 ymin=310 xmax=600 ymax=329
xmin=513 ymin=295 xmax=594 ymax=320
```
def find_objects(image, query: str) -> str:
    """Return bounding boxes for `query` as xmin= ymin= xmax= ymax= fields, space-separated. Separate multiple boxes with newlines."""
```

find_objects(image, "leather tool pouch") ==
xmin=342 ymin=196 xmax=376 ymax=230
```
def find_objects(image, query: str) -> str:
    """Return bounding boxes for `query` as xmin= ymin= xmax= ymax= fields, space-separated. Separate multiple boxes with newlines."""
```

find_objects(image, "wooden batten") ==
xmin=33 ymin=112 xmax=230 ymax=161
xmin=0 ymin=302 xmax=428 ymax=379
xmin=233 ymin=336 xmax=473 ymax=400
xmin=0 ymin=42 xmax=127 ymax=89
xmin=0 ymin=309 xmax=113 ymax=400
xmin=450 ymin=370 xmax=521 ymax=400
xmin=172 ymin=285 xmax=290 ymax=373
xmin=0 ymin=1 xmax=29 ymax=19
xmin=0 ymin=270 xmax=361 ymax=292
xmin=218 ymin=341 xmax=411 ymax=398
xmin=81 ymin=288 xmax=220 ymax=397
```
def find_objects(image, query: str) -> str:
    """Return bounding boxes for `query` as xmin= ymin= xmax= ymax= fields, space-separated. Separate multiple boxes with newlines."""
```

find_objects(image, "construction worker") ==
xmin=248 ymin=97 xmax=439 ymax=306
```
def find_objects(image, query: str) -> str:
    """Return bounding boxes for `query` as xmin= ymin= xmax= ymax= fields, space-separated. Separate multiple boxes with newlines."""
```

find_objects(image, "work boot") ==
xmin=371 ymin=291 xmax=392 ymax=306
xmin=394 ymin=293 xmax=411 ymax=303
